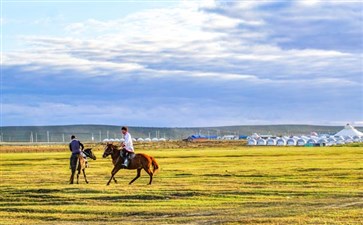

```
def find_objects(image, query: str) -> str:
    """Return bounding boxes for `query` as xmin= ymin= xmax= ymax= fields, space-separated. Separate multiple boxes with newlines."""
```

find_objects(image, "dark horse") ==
xmin=102 ymin=143 xmax=159 ymax=185
xmin=70 ymin=148 xmax=96 ymax=184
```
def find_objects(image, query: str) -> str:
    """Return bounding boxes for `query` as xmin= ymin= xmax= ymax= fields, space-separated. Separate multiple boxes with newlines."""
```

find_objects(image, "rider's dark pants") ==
xmin=121 ymin=148 xmax=134 ymax=162
xmin=70 ymin=153 xmax=80 ymax=173
xmin=121 ymin=148 xmax=129 ymax=163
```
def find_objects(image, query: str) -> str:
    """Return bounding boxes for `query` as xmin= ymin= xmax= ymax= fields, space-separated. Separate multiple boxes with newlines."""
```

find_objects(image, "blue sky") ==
xmin=2 ymin=0 xmax=363 ymax=127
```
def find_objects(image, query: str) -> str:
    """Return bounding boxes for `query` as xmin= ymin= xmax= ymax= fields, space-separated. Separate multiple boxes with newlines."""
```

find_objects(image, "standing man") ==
xmin=69 ymin=135 xmax=84 ymax=183
xmin=121 ymin=126 xmax=134 ymax=167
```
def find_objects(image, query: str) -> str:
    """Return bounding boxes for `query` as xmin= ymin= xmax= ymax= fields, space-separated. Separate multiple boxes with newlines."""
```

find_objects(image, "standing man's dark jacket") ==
xmin=69 ymin=139 xmax=84 ymax=154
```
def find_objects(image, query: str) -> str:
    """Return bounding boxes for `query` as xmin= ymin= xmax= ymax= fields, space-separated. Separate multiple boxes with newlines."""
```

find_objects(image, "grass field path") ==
xmin=0 ymin=147 xmax=362 ymax=224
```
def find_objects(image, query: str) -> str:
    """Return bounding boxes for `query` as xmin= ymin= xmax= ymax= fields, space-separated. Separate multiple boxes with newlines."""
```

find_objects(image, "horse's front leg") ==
xmin=82 ymin=169 xmax=89 ymax=184
xmin=113 ymin=177 xmax=118 ymax=183
xmin=77 ymin=169 xmax=80 ymax=184
xmin=107 ymin=164 xmax=122 ymax=186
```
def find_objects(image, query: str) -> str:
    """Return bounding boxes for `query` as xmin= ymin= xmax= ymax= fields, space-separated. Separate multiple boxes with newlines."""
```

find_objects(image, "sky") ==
xmin=1 ymin=0 xmax=363 ymax=127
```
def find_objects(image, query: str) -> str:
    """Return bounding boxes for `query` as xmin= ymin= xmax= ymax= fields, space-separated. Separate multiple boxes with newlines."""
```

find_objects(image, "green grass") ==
xmin=0 ymin=146 xmax=362 ymax=224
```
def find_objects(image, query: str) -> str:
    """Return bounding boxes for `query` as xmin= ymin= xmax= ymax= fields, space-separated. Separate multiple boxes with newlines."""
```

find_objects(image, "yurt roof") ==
xmin=335 ymin=124 xmax=363 ymax=137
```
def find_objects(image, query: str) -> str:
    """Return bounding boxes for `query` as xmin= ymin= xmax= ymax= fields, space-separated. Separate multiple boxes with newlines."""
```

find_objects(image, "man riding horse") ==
xmin=69 ymin=135 xmax=84 ymax=170
xmin=69 ymin=135 xmax=96 ymax=184
xmin=120 ymin=126 xmax=134 ymax=167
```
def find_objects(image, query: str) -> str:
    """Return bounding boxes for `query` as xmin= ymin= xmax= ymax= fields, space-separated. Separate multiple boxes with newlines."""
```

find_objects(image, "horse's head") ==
xmin=103 ymin=143 xmax=115 ymax=158
xmin=83 ymin=148 xmax=96 ymax=160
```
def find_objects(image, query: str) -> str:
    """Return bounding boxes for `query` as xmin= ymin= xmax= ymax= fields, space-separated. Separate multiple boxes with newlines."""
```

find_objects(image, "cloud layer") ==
xmin=2 ymin=0 xmax=363 ymax=126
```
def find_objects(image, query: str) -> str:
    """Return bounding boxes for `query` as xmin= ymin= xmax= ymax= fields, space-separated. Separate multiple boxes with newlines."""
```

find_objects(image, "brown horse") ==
xmin=102 ymin=143 xmax=159 ymax=185
xmin=69 ymin=148 xmax=96 ymax=184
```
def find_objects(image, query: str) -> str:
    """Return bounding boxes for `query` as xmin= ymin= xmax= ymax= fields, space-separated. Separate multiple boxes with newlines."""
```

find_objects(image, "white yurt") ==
xmin=335 ymin=124 xmax=363 ymax=137
xmin=336 ymin=140 xmax=345 ymax=145
xmin=343 ymin=136 xmax=353 ymax=140
xmin=318 ymin=138 xmax=328 ymax=144
xmin=137 ymin=138 xmax=144 ymax=142
xmin=327 ymin=137 xmax=336 ymax=142
xmin=276 ymin=138 xmax=286 ymax=146
xmin=114 ymin=138 xmax=120 ymax=142
xmin=297 ymin=138 xmax=307 ymax=146
xmin=266 ymin=138 xmax=276 ymax=146
xmin=307 ymin=138 xmax=317 ymax=144
xmin=353 ymin=136 xmax=361 ymax=141
xmin=152 ymin=138 xmax=159 ymax=142
xmin=287 ymin=138 xmax=297 ymax=146
xmin=251 ymin=133 xmax=260 ymax=139
xmin=109 ymin=139 xmax=115 ymax=142
xmin=334 ymin=136 xmax=344 ymax=141
xmin=257 ymin=139 xmax=267 ymax=146
xmin=103 ymin=139 xmax=110 ymax=143
xmin=247 ymin=139 xmax=257 ymax=145
xmin=144 ymin=138 xmax=152 ymax=142
xmin=159 ymin=138 xmax=166 ymax=141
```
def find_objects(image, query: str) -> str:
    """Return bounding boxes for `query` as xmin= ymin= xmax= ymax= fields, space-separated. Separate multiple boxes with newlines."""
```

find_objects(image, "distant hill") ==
xmin=1 ymin=124 xmax=360 ymax=143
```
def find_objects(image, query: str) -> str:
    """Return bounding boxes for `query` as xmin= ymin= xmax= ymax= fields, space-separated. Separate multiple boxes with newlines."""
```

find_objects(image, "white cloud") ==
xmin=297 ymin=0 xmax=322 ymax=6
xmin=3 ymin=0 xmax=362 ymax=126
xmin=296 ymin=0 xmax=359 ymax=7
xmin=4 ymin=50 xmax=144 ymax=76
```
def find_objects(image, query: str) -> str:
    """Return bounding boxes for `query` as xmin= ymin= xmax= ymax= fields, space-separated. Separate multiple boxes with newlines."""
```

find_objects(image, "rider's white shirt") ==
xmin=123 ymin=132 xmax=134 ymax=152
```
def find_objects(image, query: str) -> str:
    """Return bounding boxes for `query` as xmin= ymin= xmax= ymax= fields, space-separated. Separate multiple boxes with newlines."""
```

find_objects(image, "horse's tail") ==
xmin=150 ymin=157 xmax=159 ymax=173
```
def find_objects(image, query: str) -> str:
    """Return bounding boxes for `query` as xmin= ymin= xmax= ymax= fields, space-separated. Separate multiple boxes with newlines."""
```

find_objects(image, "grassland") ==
xmin=0 ymin=145 xmax=362 ymax=224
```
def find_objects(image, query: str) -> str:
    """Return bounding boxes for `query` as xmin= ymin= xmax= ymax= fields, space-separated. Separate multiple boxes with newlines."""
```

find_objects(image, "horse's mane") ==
xmin=109 ymin=143 xmax=120 ymax=149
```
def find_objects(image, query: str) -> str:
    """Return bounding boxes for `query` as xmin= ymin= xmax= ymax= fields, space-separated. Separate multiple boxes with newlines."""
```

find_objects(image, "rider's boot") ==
xmin=122 ymin=158 xmax=129 ymax=168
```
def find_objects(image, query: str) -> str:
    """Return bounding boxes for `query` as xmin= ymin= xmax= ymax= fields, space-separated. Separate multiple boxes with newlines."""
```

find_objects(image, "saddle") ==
xmin=120 ymin=152 xmax=135 ymax=168
xmin=120 ymin=151 xmax=135 ymax=159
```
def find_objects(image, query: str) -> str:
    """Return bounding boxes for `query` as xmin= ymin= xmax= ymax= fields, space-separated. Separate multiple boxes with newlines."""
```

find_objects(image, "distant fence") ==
xmin=0 ymin=131 xmax=122 ymax=143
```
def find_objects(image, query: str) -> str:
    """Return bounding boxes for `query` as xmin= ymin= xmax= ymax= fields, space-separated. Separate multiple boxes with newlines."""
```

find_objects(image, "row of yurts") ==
xmin=103 ymin=137 xmax=167 ymax=142
xmin=247 ymin=124 xmax=363 ymax=146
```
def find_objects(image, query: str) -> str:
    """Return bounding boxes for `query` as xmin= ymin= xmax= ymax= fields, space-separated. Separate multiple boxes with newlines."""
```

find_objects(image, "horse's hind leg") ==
xmin=129 ymin=168 xmax=142 ymax=185
xmin=143 ymin=167 xmax=153 ymax=185
xmin=75 ymin=158 xmax=81 ymax=184
xmin=77 ymin=170 xmax=80 ymax=184
xmin=113 ymin=177 xmax=118 ymax=184
xmin=82 ymin=169 xmax=89 ymax=184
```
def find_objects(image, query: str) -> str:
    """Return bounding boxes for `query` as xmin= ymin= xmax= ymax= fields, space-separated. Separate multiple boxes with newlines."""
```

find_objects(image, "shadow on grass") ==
xmin=1 ymin=207 xmax=189 ymax=220
xmin=88 ymin=191 xmax=204 ymax=201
